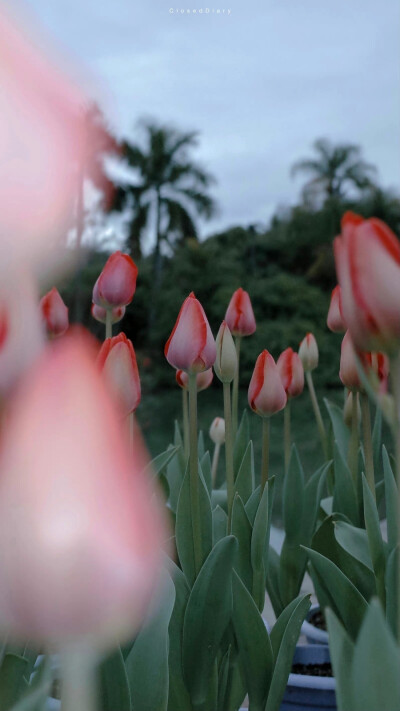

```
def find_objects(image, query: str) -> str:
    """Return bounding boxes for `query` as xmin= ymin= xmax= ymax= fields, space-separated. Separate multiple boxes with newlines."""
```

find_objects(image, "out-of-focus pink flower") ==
xmin=225 ymin=288 xmax=256 ymax=337
xmin=327 ymin=286 xmax=346 ymax=333
xmin=339 ymin=330 xmax=389 ymax=394
xmin=92 ymin=252 xmax=138 ymax=309
xmin=165 ymin=292 xmax=216 ymax=373
xmin=40 ymin=288 xmax=68 ymax=338
xmin=176 ymin=368 xmax=213 ymax=392
xmin=91 ymin=303 xmax=126 ymax=325
xmin=298 ymin=333 xmax=319 ymax=372
xmin=0 ymin=8 xmax=87 ymax=272
xmin=0 ymin=335 xmax=165 ymax=648
xmin=334 ymin=211 xmax=400 ymax=352
xmin=364 ymin=351 xmax=390 ymax=394
xmin=277 ymin=347 xmax=304 ymax=398
xmin=339 ymin=331 xmax=363 ymax=390
xmin=248 ymin=350 xmax=287 ymax=417
xmin=97 ymin=333 xmax=141 ymax=416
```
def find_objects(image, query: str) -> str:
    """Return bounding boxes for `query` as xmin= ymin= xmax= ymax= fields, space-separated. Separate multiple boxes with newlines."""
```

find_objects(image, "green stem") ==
xmin=223 ymin=382 xmax=235 ymax=529
xmin=305 ymin=371 xmax=328 ymax=457
xmin=105 ymin=309 xmax=112 ymax=340
xmin=232 ymin=336 xmax=241 ymax=437
xmin=389 ymin=352 xmax=400 ymax=643
xmin=61 ymin=647 xmax=97 ymax=711
xmin=347 ymin=392 xmax=359 ymax=489
xmin=182 ymin=389 xmax=189 ymax=459
xmin=284 ymin=400 xmax=291 ymax=474
xmin=261 ymin=418 xmax=270 ymax=494
xmin=188 ymin=372 xmax=203 ymax=577
xmin=360 ymin=392 xmax=375 ymax=500
xmin=211 ymin=443 xmax=221 ymax=488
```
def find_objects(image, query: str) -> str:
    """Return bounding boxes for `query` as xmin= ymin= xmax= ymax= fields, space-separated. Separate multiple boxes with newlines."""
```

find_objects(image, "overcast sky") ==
xmin=17 ymin=0 xmax=400 ymax=238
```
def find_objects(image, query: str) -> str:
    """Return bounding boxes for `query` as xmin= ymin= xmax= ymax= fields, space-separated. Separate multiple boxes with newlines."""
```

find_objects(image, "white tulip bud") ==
xmin=214 ymin=321 xmax=237 ymax=383
xmin=298 ymin=332 xmax=319 ymax=372
xmin=209 ymin=417 xmax=225 ymax=445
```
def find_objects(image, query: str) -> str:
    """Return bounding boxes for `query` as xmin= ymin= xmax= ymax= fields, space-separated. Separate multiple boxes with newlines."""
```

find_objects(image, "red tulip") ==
xmin=364 ymin=352 xmax=390 ymax=394
xmin=327 ymin=285 xmax=346 ymax=333
xmin=91 ymin=303 xmax=126 ymax=325
xmin=298 ymin=333 xmax=319 ymax=372
xmin=339 ymin=331 xmax=389 ymax=394
xmin=334 ymin=211 xmax=400 ymax=352
xmin=225 ymin=288 xmax=256 ymax=337
xmin=92 ymin=252 xmax=138 ymax=308
xmin=0 ymin=334 xmax=165 ymax=648
xmin=339 ymin=331 xmax=363 ymax=390
xmin=176 ymin=368 xmax=213 ymax=392
xmin=248 ymin=350 xmax=287 ymax=417
xmin=277 ymin=347 xmax=304 ymax=398
xmin=165 ymin=292 xmax=216 ymax=373
xmin=97 ymin=333 xmax=141 ymax=416
xmin=40 ymin=287 xmax=69 ymax=338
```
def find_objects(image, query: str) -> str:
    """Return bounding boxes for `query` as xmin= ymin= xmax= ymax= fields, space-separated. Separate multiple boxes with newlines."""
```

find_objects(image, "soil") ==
xmin=291 ymin=663 xmax=333 ymax=677
xmin=309 ymin=608 xmax=327 ymax=631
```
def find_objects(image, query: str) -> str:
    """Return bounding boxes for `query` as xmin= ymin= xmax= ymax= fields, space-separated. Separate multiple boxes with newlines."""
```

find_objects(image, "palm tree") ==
xmin=111 ymin=120 xmax=217 ymax=282
xmin=291 ymin=138 xmax=376 ymax=205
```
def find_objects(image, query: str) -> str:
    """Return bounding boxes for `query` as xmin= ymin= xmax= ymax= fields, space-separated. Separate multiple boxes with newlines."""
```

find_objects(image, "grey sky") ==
xmin=19 ymin=0 xmax=400 ymax=239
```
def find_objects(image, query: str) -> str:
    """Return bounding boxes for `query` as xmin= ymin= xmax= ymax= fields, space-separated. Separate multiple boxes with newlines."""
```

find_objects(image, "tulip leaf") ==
xmin=383 ymin=446 xmax=399 ymax=553
xmin=182 ymin=536 xmax=237 ymax=706
xmin=200 ymin=452 xmax=212 ymax=496
xmin=212 ymin=505 xmax=228 ymax=545
xmin=278 ymin=539 xmax=308 ymax=608
xmin=98 ymin=647 xmax=131 ymax=711
xmin=166 ymin=450 xmax=186 ymax=514
xmin=362 ymin=475 xmax=386 ymax=605
xmin=0 ymin=654 xmax=28 ymax=710
xmin=217 ymin=646 xmax=231 ymax=711
xmin=385 ymin=545 xmax=399 ymax=638
xmin=176 ymin=467 xmax=212 ymax=586
xmin=251 ymin=481 xmax=273 ymax=610
xmin=334 ymin=520 xmax=373 ymax=570
xmin=232 ymin=571 xmax=273 ymax=710
xmin=198 ymin=431 xmax=205 ymax=460
xmin=167 ymin=561 xmax=192 ymax=711
xmin=325 ymin=609 xmax=356 ymax=711
xmin=266 ymin=544 xmax=284 ymax=618
xmin=282 ymin=446 xmax=305 ymax=544
xmin=372 ymin=406 xmax=382 ymax=476
xmin=324 ymin=398 xmax=350 ymax=459
xmin=269 ymin=594 xmax=310 ymax=661
xmin=231 ymin=494 xmax=253 ymax=593
xmin=233 ymin=410 xmax=250 ymax=476
xmin=302 ymin=462 xmax=329 ymax=542
xmin=264 ymin=594 xmax=311 ymax=711
xmin=332 ymin=443 xmax=359 ymax=525
xmin=8 ymin=655 xmax=51 ymax=711
xmin=211 ymin=488 xmax=227 ymax=512
xmin=126 ymin=573 xmax=176 ymax=711
xmin=234 ymin=440 xmax=254 ymax=505
xmin=146 ymin=446 xmax=180 ymax=479
xmin=245 ymin=485 xmax=261 ymax=526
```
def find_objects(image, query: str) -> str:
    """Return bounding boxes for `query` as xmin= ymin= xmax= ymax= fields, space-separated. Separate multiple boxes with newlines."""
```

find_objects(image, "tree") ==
xmin=291 ymin=138 xmax=376 ymax=205
xmin=111 ymin=119 xmax=217 ymax=281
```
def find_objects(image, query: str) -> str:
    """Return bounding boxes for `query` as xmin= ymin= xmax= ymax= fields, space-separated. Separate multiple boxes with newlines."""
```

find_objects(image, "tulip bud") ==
xmin=277 ymin=347 xmax=304 ymax=398
xmin=176 ymin=368 xmax=213 ymax=392
xmin=97 ymin=333 xmax=141 ymax=416
xmin=225 ymin=288 xmax=256 ymax=337
xmin=0 ymin=335 xmax=165 ymax=649
xmin=165 ymin=292 xmax=216 ymax=373
xmin=343 ymin=391 xmax=361 ymax=428
xmin=40 ymin=287 xmax=69 ymax=338
xmin=209 ymin=417 xmax=225 ymax=445
xmin=92 ymin=252 xmax=138 ymax=308
xmin=91 ymin=303 xmax=125 ymax=325
xmin=248 ymin=350 xmax=287 ymax=417
xmin=298 ymin=333 xmax=319 ymax=372
xmin=214 ymin=321 xmax=237 ymax=383
xmin=327 ymin=285 xmax=346 ymax=333
xmin=339 ymin=331 xmax=362 ymax=391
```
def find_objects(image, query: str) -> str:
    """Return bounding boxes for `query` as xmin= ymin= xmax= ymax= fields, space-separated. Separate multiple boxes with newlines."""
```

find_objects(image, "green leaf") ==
xmin=145 ymin=446 xmax=180 ymax=479
xmin=362 ymin=475 xmax=386 ymax=606
xmin=217 ymin=646 xmax=231 ymax=711
xmin=233 ymin=410 xmax=250 ymax=476
xmin=334 ymin=521 xmax=373 ymax=570
xmin=245 ymin=485 xmax=261 ymax=526
xmin=167 ymin=562 xmax=192 ymax=711
xmin=332 ymin=443 xmax=359 ymax=525
xmin=211 ymin=488 xmax=227 ymax=512
xmin=200 ymin=452 xmax=212 ymax=496
xmin=269 ymin=594 xmax=310 ymax=661
xmin=383 ymin=446 xmax=399 ymax=553
xmin=282 ymin=446 xmax=304 ymax=544
xmin=385 ymin=546 xmax=399 ymax=639
xmin=10 ymin=656 xmax=51 ymax=711
xmin=212 ymin=505 xmax=228 ymax=545
xmin=325 ymin=609 xmax=356 ymax=711
xmin=198 ymin=430 xmax=205 ymax=460
xmin=232 ymin=572 xmax=273 ymax=710
xmin=166 ymin=445 xmax=186 ymax=513
xmin=251 ymin=482 xmax=271 ymax=610
xmin=372 ymin=406 xmax=382 ymax=476
xmin=175 ymin=467 xmax=212 ymax=586
xmin=0 ymin=654 xmax=28 ymax=710
xmin=231 ymin=494 xmax=253 ymax=593
xmin=278 ymin=539 xmax=308 ymax=608
xmin=98 ymin=648 xmax=131 ymax=711
xmin=126 ymin=573 xmax=176 ymax=711
xmin=234 ymin=441 xmax=254 ymax=505
xmin=266 ymin=545 xmax=284 ymax=619
xmin=324 ymin=398 xmax=350 ymax=459
xmin=182 ymin=536 xmax=237 ymax=706
xmin=302 ymin=463 xmax=329 ymax=543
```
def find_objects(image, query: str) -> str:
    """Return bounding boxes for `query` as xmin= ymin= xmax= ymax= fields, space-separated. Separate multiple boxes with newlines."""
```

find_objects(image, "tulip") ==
xmin=164 ymin=292 xmax=216 ymax=373
xmin=214 ymin=322 xmax=237 ymax=383
xmin=97 ymin=333 xmax=141 ymax=416
xmin=298 ymin=333 xmax=319 ymax=372
xmin=209 ymin=417 xmax=226 ymax=445
xmin=334 ymin=211 xmax=400 ymax=353
xmin=91 ymin=303 xmax=125 ymax=325
xmin=364 ymin=352 xmax=389 ymax=395
xmin=248 ymin=350 xmax=287 ymax=417
xmin=0 ymin=334 xmax=165 ymax=649
xmin=339 ymin=331 xmax=363 ymax=391
xmin=40 ymin=287 xmax=69 ymax=338
xmin=277 ymin=347 xmax=304 ymax=399
xmin=92 ymin=252 xmax=138 ymax=309
xmin=176 ymin=369 xmax=213 ymax=392
xmin=327 ymin=285 xmax=346 ymax=333
xmin=225 ymin=288 xmax=256 ymax=337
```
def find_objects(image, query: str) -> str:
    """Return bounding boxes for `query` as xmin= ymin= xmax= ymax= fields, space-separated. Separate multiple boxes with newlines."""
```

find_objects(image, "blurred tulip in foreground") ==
xmin=176 ymin=368 xmax=213 ymax=392
xmin=165 ymin=292 xmax=216 ymax=373
xmin=92 ymin=252 xmax=138 ymax=309
xmin=214 ymin=321 xmax=237 ymax=383
xmin=298 ymin=333 xmax=319 ymax=372
xmin=209 ymin=417 xmax=225 ymax=445
xmin=327 ymin=285 xmax=346 ymax=333
xmin=0 ymin=335 xmax=165 ymax=648
xmin=339 ymin=331 xmax=362 ymax=391
xmin=277 ymin=347 xmax=304 ymax=398
xmin=91 ymin=303 xmax=125 ymax=325
xmin=97 ymin=333 xmax=141 ymax=416
xmin=40 ymin=287 xmax=69 ymax=338
xmin=248 ymin=350 xmax=287 ymax=417
xmin=225 ymin=288 xmax=256 ymax=337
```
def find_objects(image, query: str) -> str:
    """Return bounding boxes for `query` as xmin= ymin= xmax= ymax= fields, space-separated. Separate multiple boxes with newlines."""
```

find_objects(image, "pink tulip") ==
xmin=277 ymin=347 xmax=304 ymax=398
xmin=298 ymin=333 xmax=319 ymax=372
xmin=97 ymin=333 xmax=141 ymax=416
xmin=248 ymin=350 xmax=287 ymax=417
xmin=91 ymin=303 xmax=126 ymax=325
xmin=339 ymin=331 xmax=363 ymax=390
xmin=327 ymin=286 xmax=346 ymax=333
xmin=92 ymin=252 xmax=138 ymax=308
xmin=0 ymin=334 xmax=165 ymax=648
xmin=364 ymin=351 xmax=390 ymax=394
xmin=225 ymin=288 xmax=256 ymax=337
xmin=176 ymin=368 xmax=213 ymax=392
xmin=40 ymin=287 xmax=69 ymax=338
xmin=165 ymin=292 xmax=216 ymax=373
xmin=334 ymin=211 xmax=400 ymax=352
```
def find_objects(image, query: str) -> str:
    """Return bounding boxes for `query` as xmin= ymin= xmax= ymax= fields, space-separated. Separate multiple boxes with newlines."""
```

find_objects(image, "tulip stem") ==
xmin=105 ymin=309 xmax=112 ymax=339
xmin=284 ymin=400 xmax=291 ymax=474
xmin=188 ymin=372 xmax=203 ymax=577
xmin=360 ymin=392 xmax=375 ymax=500
xmin=305 ymin=371 xmax=328 ymax=457
xmin=232 ymin=336 xmax=241 ymax=437
xmin=389 ymin=352 xmax=400 ymax=643
xmin=348 ymin=392 xmax=359 ymax=488
xmin=211 ymin=443 xmax=221 ymax=487
xmin=261 ymin=418 xmax=270 ymax=494
xmin=61 ymin=647 xmax=97 ymax=711
xmin=182 ymin=389 xmax=189 ymax=459
xmin=223 ymin=382 xmax=235 ymax=529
